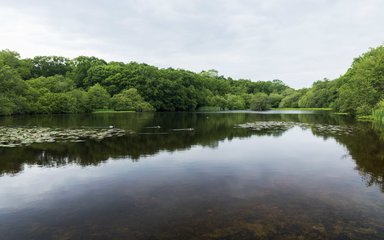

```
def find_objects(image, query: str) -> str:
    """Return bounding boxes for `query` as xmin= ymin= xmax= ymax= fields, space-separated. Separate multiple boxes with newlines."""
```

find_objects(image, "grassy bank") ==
xmin=197 ymin=106 xmax=224 ymax=112
xmin=92 ymin=109 xmax=135 ymax=114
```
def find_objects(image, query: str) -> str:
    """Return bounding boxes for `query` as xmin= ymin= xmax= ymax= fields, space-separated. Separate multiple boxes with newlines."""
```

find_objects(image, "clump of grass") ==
xmin=372 ymin=109 xmax=384 ymax=124
xmin=372 ymin=100 xmax=384 ymax=124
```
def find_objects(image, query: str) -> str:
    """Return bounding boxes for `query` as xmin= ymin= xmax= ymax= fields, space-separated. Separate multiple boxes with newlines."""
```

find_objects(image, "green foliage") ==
xmin=31 ymin=56 xmax=72 ymax=78
xmin=0 ymin=66 xmax=27 ymax=95
xmin=27 ymin=75 xmax=74 ymax=93
xmin=111 ymin=88 xmax=154 ymax=112
xmin=373 ymin=100 xmax=384 ymax=123
xmin=206 ymin=95 xmax=228 ymax=110
xmin=1 ymin=45 xmax=384 ymax=117
xmin=0 ymin=50 xmax=20 ymax=68
xmin=0 ymin=96 xmax=16 ymax=115
xmin=0 ymin=50 xmax=32 ymax=79
xmin=279 ymin=89 xmax=305 ymax=108
xmin=335 ymin=76 xmax=377 ymax=115
xmin=70 ymin=56 xmax=106 ymax=88
xmin=200 ymin=69 xmax=219 ymax=78
xmin=224 ymin=94 xmax=246 ymax=110
xmin=298 ymin=80 xmax=336 ymax=108
xmin=69 ymin=89 xmax=91 ymax=113
xmin=376 ymin=99 xmax=384 ymax=110
xmin=88 ymin=83 xmax=111 ymax=110
xmin=250 ymin=93 xmax=271 ymax=111
xmin=0 ymin=50 xmax=294 ymax=115
xmin=37 ymin=92 xmax=77 ymax=114
xmin=268 ymin=93 xmax=283 ymax=108
xmin=0 ymin=65 xmax=32 ymax=115
xmin=332 ymin=46 xmax=384 ymax=115
xmin=276 ymin=45 xmax=384 ymax=117
xmin=83 ymin=62 xmax=128 ymax=93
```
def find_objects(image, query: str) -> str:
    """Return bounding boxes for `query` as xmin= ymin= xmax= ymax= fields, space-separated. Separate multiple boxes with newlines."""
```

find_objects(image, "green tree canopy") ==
xmin=111 ymin=88 xmax=154 ymax=112
xmin=31 ymin=56 xmax=72 ymax=78
xmin=1 ymin=45 xmax=384 ymax=117
xmin=88 ymin=83 xmax=110 ymax=110
xmin=250 ymin=93 xmax=271 ymax=111
xmin=332 ymin=46 xmax=384 ymax=115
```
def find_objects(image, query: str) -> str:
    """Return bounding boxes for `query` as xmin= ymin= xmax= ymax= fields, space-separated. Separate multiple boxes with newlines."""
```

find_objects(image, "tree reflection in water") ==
xmin=0 ymin=112 xmax=383 ymax=192
xmin=1 ymin=112 xmax=384 ymax=239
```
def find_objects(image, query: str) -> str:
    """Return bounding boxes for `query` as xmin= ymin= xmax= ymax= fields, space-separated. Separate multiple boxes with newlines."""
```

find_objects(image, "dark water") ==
xmin=0 ymin=111 xmax=384 ymax=240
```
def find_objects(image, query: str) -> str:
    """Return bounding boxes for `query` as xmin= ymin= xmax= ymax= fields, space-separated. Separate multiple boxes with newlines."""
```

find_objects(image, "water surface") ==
xmin=0 ymin=111 xmax=383 ymax=239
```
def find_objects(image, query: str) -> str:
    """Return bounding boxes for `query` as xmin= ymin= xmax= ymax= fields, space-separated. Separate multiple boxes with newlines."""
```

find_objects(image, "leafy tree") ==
xmin=250 ymin=79 xmax=289 ymax=95
xmin=69 ymin=89 xmax=91 ymax=113
xmin=70 ymin=56 xmax=106 ymax=88
xmin=279 ymin=89 xmax=308 ymax=108
xmin=87 ymin=84 xmax=110 ymax=110
xmin=225 ymin=94 xmax=246 ymax=110
xmin=332 ymin=46 xmax=384 ymax=115
xmin=31 ymin=56 xmax=72 ymax=78
xmin=37 ymin=92 xmax=77 ymax=114
xmin=207 ymin=95 xmax=228 ymax=110
xmin=200 ymin=69 xmax=219 ymax=78
xmin=0 ymin=96 xmax=16 ymax=115
xmin=0 ymin=65 xmax=31 ymax=114
xmin=268 ymin=93 xmax=283 ymax=108
xmin=0 ymin=50 xmax=33 ymax=79
xmin=335 ymin=77 xmax=377 ymax=115
xmin=2 ymin=45 xmax=384 ymax=116
xmin=250 ymin=93 xmax=271 ymax=111
xmin=111 ymin=88 xmax=154 ymax=112
xmin=298 ymin=79 xmax=336 ymax=108
xmin=0 ymin=50 xmax=20 ymax=68
xmin=27 ymin=75 xmax=74 ymax=93
xmin=270 ymin=79 xmax=289 ymax=93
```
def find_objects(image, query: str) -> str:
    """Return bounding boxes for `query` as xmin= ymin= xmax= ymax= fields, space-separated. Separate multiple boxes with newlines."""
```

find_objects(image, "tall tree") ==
xmin=31 ymin=56 xmax=72 ymax=78
xmin=87 ymin=83 xmax=110 ymax=110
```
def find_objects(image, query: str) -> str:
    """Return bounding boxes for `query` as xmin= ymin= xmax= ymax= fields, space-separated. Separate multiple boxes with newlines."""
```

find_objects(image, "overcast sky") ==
xmin=1 ymin=0 xmax=383 ymax=88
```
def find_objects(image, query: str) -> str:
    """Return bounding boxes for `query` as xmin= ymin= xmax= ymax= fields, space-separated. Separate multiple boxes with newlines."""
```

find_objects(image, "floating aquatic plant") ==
xmin=235 ymin=121 xmax=354 ymax=135
xmin=0 ymin=126 xmax=129 ymax=147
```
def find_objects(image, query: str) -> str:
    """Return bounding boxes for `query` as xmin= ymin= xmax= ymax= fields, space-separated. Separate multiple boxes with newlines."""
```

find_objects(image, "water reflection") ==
xmin=1 ymin=112 xmax=382 ymax=191
xmin=0 ymin=112 xmax=384 ymax=239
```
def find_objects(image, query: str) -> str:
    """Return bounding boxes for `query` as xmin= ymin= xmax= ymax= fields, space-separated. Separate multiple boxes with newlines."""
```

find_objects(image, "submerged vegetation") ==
xmin=0 ymin=45 xmax=384 ymax=119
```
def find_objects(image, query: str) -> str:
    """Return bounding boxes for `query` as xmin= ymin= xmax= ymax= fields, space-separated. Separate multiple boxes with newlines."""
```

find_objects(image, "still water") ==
xmin=0 ymin=111 xmax=383 ymax=239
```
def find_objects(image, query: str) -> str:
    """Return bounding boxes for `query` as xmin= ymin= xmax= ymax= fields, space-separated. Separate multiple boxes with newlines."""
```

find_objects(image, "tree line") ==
xmin=0 ymin=45 xmax=383 ymax=117
xmin=0 ymin=50 xmax=290 ymax=115
xmin=279 ymin=45 xmax=384 ymax=118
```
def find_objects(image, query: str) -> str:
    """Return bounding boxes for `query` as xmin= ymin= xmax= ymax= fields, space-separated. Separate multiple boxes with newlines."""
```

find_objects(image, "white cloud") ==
xmin=1 ymin=0 xmax=383 ymax=88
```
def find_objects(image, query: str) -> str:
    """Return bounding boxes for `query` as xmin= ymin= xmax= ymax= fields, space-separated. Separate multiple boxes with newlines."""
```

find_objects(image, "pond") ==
xmin=0 ymin=111 xmax=383 ymax=239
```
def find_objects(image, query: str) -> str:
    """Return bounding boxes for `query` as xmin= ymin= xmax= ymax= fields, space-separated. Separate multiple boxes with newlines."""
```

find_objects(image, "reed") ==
xmin=372 ymin=109 xmax=384 ymax=124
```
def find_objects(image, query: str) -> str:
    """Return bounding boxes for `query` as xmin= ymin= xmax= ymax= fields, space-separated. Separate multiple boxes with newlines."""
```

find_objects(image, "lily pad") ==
xmin=0 ymin=126 xmax=130 ymax=148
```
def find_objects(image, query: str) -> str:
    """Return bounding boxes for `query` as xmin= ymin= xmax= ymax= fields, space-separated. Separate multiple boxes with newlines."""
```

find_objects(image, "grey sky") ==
xmin=1 ymin=0 xmax=383 ymax=88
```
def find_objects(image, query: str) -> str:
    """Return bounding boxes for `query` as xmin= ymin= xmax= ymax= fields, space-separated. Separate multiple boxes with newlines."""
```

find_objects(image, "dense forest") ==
xmin=0 ymin=45 xmax=383 ymax=120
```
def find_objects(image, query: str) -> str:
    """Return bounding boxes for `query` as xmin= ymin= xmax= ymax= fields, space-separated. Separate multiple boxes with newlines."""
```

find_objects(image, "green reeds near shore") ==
xmin=372 ymin=109 xmax=384 ymax=123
